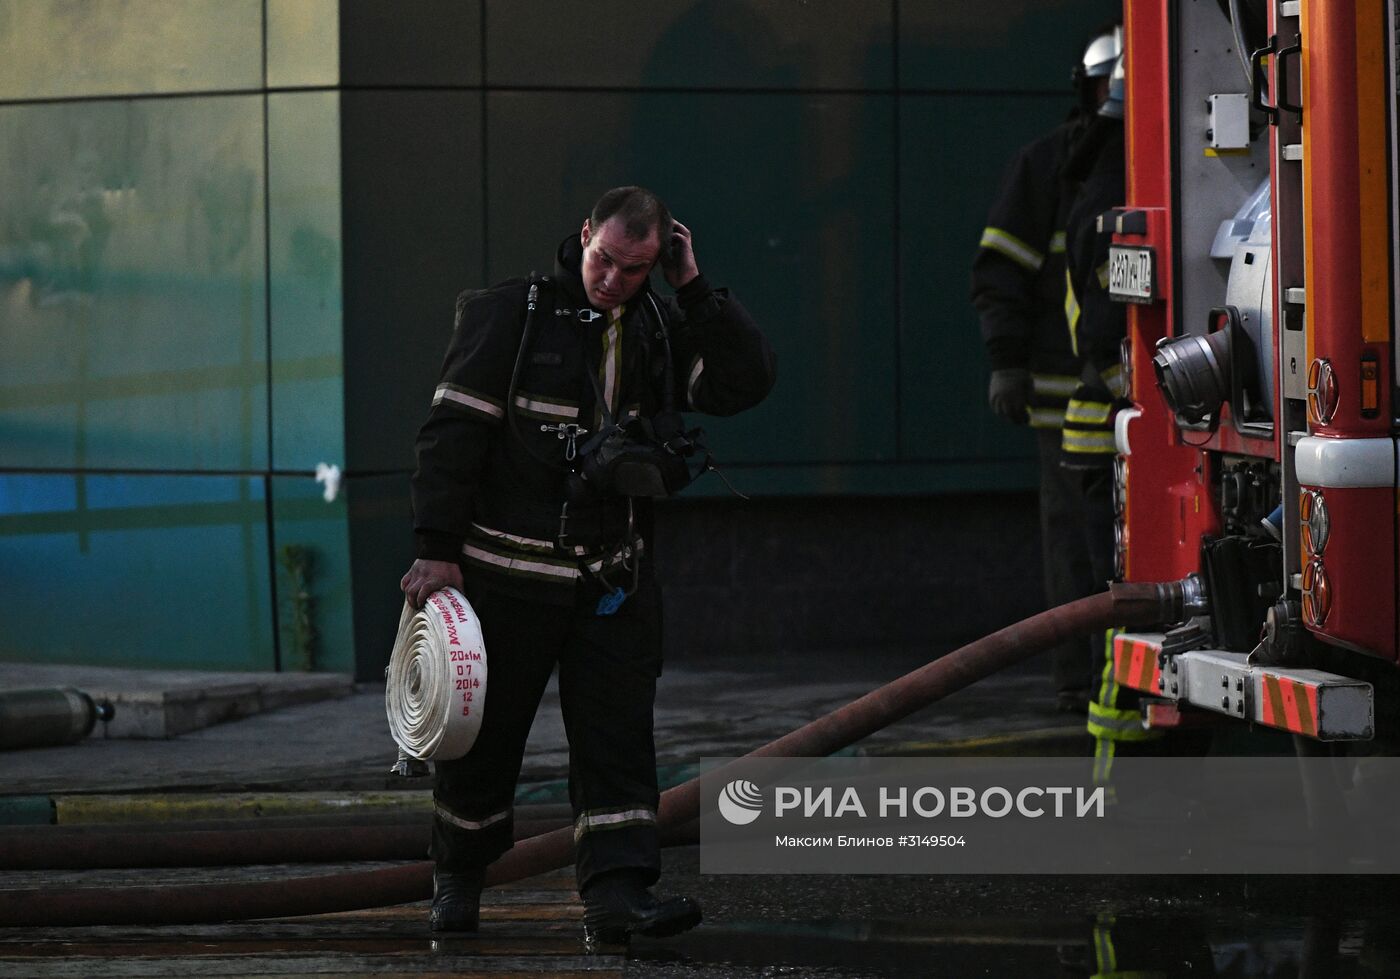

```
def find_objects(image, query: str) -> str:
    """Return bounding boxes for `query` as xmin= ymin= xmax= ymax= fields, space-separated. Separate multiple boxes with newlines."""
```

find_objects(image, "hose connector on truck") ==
xmin=1105 ymin=0 xmax=1399 ymax=744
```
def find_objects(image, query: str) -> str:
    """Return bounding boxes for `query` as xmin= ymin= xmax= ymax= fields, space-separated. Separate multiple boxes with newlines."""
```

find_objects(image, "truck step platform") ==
xmin=1113 ymin=633 xmax=1374 ymax=741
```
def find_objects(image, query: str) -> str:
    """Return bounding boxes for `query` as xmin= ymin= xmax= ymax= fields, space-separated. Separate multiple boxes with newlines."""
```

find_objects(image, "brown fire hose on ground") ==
xmin=0 ymin=581 xmax=1184 ymax=928
xmin=0 ymin=807 xmax=577 ymax=870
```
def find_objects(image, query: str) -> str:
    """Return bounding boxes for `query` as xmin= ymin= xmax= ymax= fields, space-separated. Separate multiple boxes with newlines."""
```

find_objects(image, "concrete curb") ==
xmin=92 ymin=674 xmax=355 ymax=739
xmin=0 ymin=796 xmax=55 ymax=827
xmin=53 ymin=791 xmax=434 ymax=825
xmin=0 ymin=665 xmax=355 ymax=739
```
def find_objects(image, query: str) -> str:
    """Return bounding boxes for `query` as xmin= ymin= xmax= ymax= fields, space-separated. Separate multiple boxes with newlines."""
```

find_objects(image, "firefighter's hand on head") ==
xmin=661 ymin=220 xmax=700 ymax=290
xmin=400 ymin=559 xmax=465 ymax=610
xmin=988 ymin=368 xmax=1032 ymax=424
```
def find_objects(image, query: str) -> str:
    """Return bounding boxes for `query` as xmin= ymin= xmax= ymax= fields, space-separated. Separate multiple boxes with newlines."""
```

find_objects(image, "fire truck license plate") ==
xmin=1108 ymin=245 xmax=1155 ymax=303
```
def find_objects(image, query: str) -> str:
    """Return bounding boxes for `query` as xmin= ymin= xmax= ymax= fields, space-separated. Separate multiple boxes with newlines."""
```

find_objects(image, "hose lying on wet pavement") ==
xmin=0 ymin=581 xmax=1185 ymax=927
xmin=0 ymin=807 xmax=577 ymax=870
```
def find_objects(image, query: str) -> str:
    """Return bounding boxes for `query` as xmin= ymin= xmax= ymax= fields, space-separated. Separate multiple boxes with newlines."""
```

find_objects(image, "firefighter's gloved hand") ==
xmin=988 ymin=368 xmax=1032 ymax=424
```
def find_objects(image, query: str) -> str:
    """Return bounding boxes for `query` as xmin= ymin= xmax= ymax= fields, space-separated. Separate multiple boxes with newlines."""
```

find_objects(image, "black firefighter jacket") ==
xmin=411 ymin=234 xmax=776 ymax=604
xmin=1060 ymin=118 xmax=1128 ymax=463
xmin=971 ymin=115 xmax=1089 ymax=429
xmin=1063 ymin=120 xmax=1128 ymax=381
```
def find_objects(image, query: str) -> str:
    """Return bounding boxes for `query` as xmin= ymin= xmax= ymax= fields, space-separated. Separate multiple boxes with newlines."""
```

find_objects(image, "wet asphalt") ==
xmin=3 ymin=648 xmax=1398 ymax=975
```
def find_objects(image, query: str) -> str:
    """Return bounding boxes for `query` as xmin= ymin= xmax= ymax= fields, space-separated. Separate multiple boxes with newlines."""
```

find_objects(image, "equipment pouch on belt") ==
xmin=568 ymin=412 xmax=710 ymax=502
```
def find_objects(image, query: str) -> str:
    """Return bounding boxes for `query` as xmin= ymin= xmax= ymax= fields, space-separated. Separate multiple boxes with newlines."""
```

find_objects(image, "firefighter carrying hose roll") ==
xmin=401 ymin=186 xmax=776 ymax=944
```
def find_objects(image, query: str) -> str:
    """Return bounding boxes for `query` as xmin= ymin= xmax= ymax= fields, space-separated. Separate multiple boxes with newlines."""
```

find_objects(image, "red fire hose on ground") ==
xmin=0 ymin=581 xmax=1186 ymax=927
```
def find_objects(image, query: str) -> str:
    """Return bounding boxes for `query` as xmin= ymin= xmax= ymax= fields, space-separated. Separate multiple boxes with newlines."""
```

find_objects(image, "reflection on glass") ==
xmin=267 ymin=92 xmax=345 ymax=471
xmin=0 ymin=0 xmax=262 ymax=100
xmin=267 ymin=0 xmax=340 ymax=89
xmin=0 ymin=474 xmax=274 ymax=671
xmin=0 ymin=96 xmax=268 ymax=471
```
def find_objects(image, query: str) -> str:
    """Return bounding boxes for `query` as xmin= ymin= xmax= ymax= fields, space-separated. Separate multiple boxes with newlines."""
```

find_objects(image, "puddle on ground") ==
xmin=626 ymin=913 xmax=1400 ymax=978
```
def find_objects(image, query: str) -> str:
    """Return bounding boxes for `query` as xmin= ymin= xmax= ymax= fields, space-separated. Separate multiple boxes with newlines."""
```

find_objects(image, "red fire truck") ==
xmin=1108 ymin=0 xmax=1396 ymax=745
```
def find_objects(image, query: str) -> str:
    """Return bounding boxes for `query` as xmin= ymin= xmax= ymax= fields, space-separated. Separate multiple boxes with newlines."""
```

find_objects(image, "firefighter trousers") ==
xmin=430 ymin=571 xmax=664 ymax=891
xmin=1037 ymin=429 xmax=1099 ymax=696
xmin=1072 ymin=464 xmax=1161 ymax=780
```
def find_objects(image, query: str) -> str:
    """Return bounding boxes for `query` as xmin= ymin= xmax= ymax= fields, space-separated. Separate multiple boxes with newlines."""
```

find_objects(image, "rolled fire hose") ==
xmin=0 ymin=581 xmax=1186 ymax=927
xmin=385 ymin=588 xmax=488 ymax=762
xmin=0 ymin=688 xmax=114 ymax=751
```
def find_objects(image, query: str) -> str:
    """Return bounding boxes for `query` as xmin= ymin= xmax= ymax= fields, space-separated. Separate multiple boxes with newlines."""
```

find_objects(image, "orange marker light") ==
xmin=1302 ymin=559 xmax=1332 ymax=628
xmin=1360 ymin=351 xmax=1379 ymax=418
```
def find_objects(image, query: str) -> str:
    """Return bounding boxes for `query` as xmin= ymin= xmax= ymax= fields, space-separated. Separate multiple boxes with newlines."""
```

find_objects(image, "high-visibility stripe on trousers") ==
xmin=1029 ymin=372 xmax=1078 ymax=429
xmin=1088 ymin=628 xmax=1161 ymax=786
xmin=1062 ymin=388 xmax=1117 ymax=458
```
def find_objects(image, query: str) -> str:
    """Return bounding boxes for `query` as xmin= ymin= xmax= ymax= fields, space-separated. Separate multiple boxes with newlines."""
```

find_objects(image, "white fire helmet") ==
xmin=1099 ymin=52 xmax=1126 ymax=120
xmin=1075 ymin=25 xmax=1123 ymax=84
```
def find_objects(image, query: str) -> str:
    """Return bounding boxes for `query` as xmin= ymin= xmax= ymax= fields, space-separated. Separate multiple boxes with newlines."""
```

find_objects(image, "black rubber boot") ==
xmin=428 ymin=867 xmax=485 ymax=933
xmin=581 ymin=871 xmax=702 ymax=950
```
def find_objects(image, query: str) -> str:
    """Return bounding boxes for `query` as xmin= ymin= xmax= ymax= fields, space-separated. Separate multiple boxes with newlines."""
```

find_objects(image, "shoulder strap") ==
xmin=584 ymin=350 xmax=617 ymax=430
xmin=643 ymin=291 xmax=678 ymax=414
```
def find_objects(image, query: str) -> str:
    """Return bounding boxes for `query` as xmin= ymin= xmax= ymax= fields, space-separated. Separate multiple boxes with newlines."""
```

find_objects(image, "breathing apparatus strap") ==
xmin=507 ymin=275 xmax=680 ymax=461
xmin=506 ymin=273 xmax=572 ymax=472
xmin=501 ymin=275 xmax=631 ymax=589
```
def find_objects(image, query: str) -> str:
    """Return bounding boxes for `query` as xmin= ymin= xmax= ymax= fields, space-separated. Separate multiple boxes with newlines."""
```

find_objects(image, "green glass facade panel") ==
xmin=485 ymin=0 xmax=891 ymax=90
xmin=0 ymin=96 xmax=269 ymax=472
xmin=270 ymin=473 xmax=413 ymax=679
xmin=269 ymin=474 xmax=354 ymax=674
xmin=339 ymin=0 xmax=481 ymax=87
xmin=268 ymin=92 xmax=345 ymax=473
xmin=340 ymin=91 xmax=484 ymax=473
xmin=486 ymin=91 xmax=895 ymax=465
xmin=898 ymin=0 xmax=1119 ymax=92
xmin=0 ymin=0 xmax=262 ymax=101
xmin=343 ymin=473 xmax=415 ymax=680
xmin=0 ymin=473 xmax=274 ymax=671
xmin=899 ymin=94 xmax=1070 ymax=479
xmin=267 ymin=0 xmax=340 ymax=89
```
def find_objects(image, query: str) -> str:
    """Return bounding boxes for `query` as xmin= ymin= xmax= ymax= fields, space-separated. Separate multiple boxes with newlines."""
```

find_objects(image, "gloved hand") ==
xmin=988 ymin=368 xmax=1031 ymax=424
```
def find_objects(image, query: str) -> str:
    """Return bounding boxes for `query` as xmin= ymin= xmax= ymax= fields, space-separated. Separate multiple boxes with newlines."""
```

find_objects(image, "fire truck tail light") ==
xmin=1307 ymin=359 xmax=1339 ymax=426
xmin=1299 ymin=489 xmax=1330 ymax=555
xmin=1301 ymin=559 xmax=1332 ymax=627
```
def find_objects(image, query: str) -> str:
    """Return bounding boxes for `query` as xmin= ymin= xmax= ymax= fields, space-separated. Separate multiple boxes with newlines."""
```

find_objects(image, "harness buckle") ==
xmin=539 ymin=422 xmax=589 ymax=461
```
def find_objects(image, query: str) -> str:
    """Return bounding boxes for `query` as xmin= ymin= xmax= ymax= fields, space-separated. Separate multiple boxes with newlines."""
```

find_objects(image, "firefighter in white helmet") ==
xmin=970 ymin=23 xmax=1122 ymax=713
xmin=1059 ymin=51 xmax=1169 ymax=782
